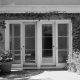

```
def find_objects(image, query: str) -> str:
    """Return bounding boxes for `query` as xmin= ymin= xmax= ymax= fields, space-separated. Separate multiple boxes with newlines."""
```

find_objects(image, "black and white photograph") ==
xmin=0 ymin=0 xmax=80 ymax=80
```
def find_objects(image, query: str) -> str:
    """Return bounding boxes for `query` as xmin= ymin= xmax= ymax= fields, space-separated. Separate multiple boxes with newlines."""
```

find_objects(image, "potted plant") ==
xmin=0 ymin=49 xmax=13 ymax=73
xmin=0 ymin=31 xmax=13 ymax=73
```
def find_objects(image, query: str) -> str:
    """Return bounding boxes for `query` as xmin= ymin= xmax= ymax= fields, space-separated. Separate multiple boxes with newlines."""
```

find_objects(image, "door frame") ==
xmin=5 ymin=20 xmax=72 ymax=69
xmin=40 ymin=20 xmax=56 ymax=65
xmin=56 ymin=20 xmax=72 ymax=67
xmin=40 ymin=20 xmax=72 ymax=67
xmin=23 ymin=22 xmax=37 ymax=65
xmin=5 ymin=20 xmax=38 ymax=68
xmin=5 ymin=20 xmax=23 ymax=68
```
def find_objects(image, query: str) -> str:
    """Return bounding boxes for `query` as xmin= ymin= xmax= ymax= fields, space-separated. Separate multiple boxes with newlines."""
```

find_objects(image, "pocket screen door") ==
xmin=23 ymin=23 xmax=37 ymax=66
xmin=9 ymin=24 xmax=21 ymax=64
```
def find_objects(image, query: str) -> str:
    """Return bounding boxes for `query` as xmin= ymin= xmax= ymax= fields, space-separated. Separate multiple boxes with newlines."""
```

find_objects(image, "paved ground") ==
xmin=0 ymin=69 xmax=80 ymax=80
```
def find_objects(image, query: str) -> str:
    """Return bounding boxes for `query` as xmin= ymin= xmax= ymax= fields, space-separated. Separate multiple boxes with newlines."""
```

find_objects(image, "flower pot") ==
xmin=1 ymin=62 xmax=12 ymax=73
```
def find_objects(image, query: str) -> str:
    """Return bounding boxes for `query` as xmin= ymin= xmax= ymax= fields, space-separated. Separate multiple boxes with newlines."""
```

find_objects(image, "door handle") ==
xmin=53 ymin=46 xmax=55 ymax=47
xmin=21 ymin=46 xmax=25 ymax=49
xmin=23 ymin=46 xmax=25 ymax=48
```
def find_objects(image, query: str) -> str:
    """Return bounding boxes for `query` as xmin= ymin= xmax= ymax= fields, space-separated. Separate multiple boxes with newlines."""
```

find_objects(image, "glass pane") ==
xmin=25 ymin=38 xmax=35 ymax=49
xmin=11 ymin=51 xmax=21 ymax=64
xmin=58 ymin=37 xmax=67 ymax=49
xmin=42 ymin=37 xmax=52 ymax=49
xmin=14 ymin=56 xmax=20 ymax=60
xmin=58 ymin=51 xmax=67 ymax=63
xmin=10 ymin=38 xmax=20 ymax=50
xmin=10 ymin=24 xmax=12 ymax=37
xmin=42 ymin=50 xmax=52 ymax=57
xmin=58 ymin=24 xmax=68 ymax=36
xmin=42 ymin=24 xmax=53 ymax=63
xmin=42 ymin=50 xmax=53 ymax=63
xmin=10 ymin=24 xmax=20 ymax=37
xmin=25 ymin=50 xmax=35 ymax=63
xmin=25 ymin=24 xmax=35 ymax=37
xmin=42 ymin=24 xmax=52 ymax=36
xmin=10 ymin=24 xmax=21 ymax=64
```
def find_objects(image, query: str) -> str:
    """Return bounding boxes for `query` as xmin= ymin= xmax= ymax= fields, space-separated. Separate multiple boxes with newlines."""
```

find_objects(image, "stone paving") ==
xmin=0 ymin=69 xmax=80 ymax=80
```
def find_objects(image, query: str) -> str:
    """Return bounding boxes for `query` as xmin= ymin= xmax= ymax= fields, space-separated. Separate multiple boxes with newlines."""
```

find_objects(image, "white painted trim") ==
xmin=56 ymin=21 xmax=58 ymax=66
xmin=7 ymin=20 xmax=39 ymax=23
xmin=21 ymin=22 xmax=23 ymax=68
xmin=5 ymin=20 xmax=9 ymax=51
xmin=22 ymin=23 xmax=25 ymax=65
xmin=37 ymin=21 xmax=42 ymax=69
xmin=69 ymin=21 xmax=72 ymax=57
xmin=0 ymin=5 xmax=80 ymax=13
xmin=53 ymin=21 xmax=56 ymax=65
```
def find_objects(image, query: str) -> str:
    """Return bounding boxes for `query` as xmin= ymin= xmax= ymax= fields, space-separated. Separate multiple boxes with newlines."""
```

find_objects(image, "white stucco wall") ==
xmin=1 ymin=0 xmax=80 ymax=5
xmin=0 ymin=0 xmax=1 ymax=5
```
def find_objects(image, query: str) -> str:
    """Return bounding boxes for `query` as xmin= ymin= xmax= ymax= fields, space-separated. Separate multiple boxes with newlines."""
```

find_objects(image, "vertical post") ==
xmin=36 ymin=21 xmax=42 ymax=69
xmin=21 ymin=22 xmax=24 ymax=68
xmin=5 ymin=20 xmax=9 ymax=51
xmin=53 ymin=21 xmax=56 ymax=65
xmin=55 ymin=21 xmax=58 ymax=67
xmin=69 ymin=21 xmax=72 ymax=57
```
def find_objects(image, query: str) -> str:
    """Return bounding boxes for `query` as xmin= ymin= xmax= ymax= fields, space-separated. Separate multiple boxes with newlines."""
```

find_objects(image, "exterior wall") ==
xmin=0 ymin=0 xmax=1 ymax=5
xmin=0 ymin=13 xmax=80 ymax=51
xmin=1 ymin=0 xmax=80 ymax=5
xmin=0 ymin=21 xmax=5 ymax=51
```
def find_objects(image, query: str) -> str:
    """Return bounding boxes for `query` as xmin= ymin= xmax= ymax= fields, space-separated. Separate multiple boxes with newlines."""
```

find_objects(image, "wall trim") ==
xmin=0 ymin=5 xmax=80 ymax=13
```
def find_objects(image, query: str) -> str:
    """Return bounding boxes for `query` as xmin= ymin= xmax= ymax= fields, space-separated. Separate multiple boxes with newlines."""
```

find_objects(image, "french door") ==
xmin=56 ymin=20 xmax=72 ymax=67
xmin=41 ymin=21 xmax=56 ymax=65
xmin=5 ymin=20 xmax=72 ymax=68
xmin=41 ymin=20 xmax=72 ymax=67
xmin=5 ymin=20 xmax=37 ymax=68
xmin=23 ymin=23 xmax=37 ymax=66
xmin=5 ymin=21 xmax=23 ymax=68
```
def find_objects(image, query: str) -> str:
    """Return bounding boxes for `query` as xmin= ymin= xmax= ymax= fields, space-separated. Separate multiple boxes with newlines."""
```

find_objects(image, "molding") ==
xmin=0 ymin=5 xmax=80 ymax=13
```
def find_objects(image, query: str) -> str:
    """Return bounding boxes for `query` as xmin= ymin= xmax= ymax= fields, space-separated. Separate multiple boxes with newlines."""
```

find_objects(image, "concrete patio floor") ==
xmin=0 ymin=69 xmax=80 ymax=80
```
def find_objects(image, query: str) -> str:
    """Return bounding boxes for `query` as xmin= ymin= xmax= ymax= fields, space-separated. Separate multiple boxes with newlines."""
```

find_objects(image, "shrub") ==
xmin=67 ymin=49 xmax=80 ymax=74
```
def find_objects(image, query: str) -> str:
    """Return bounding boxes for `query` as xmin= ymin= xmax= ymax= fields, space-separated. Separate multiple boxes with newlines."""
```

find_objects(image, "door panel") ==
xmin=57 ymin=23 xmax=69 ymax=66
xmin=42 ymin=23 xmax=54 ymax=64
xmin=58 ymin=51 xmax=68 ymax=63
xmin=24 ymin=23 xmax=36 ymax=65
xmin=58 ymin=37 xmax=67 ymax=49
xmin=9 ymin=24 xmax=21 ymax=64
xmin=58 ymin=24 xmax=68 ymax=36
xmin=41 ymin=20 xmax=71 ymax=67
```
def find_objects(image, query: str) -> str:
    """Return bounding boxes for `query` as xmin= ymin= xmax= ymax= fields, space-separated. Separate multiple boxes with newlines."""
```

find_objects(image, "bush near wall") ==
xmin=67 ymin=50 xmax=80 ymax=74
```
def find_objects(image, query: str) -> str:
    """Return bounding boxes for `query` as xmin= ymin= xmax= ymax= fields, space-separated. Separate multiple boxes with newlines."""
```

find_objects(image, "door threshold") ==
xmin=23 ymin=67 xmax=37 ymax=69
xmin=23 ymin=65 xmax=37 ymax=67
xmin=41 ymin=65 xmax=56 ymax=67
xmin=23 ymin=65 xmax=37 ymax=69
xmin=11 ymin=68 xmax=23 ymax=71
xmin=41 ymin=65 xmax=65 ymax=69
